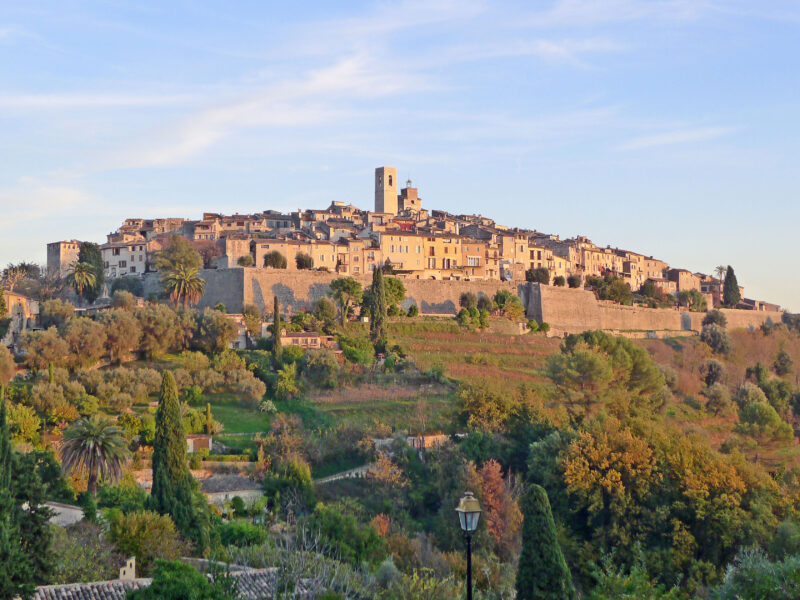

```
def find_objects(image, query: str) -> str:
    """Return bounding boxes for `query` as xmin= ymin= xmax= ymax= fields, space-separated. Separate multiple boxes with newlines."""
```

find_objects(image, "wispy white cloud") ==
xmin=0 ymin=93 xmax=193 ymax=110
xmin=528 ymin=0 xmax=713 ymax=27
xmin=615 ymin=126 xmax=735 ymax=150
xmin=0 ymin=183 xmax=92 ymax=227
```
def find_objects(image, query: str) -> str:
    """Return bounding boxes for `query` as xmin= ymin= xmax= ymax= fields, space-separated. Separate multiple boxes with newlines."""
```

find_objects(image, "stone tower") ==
xmin=374 ymin=166 xmax=398 ymax=215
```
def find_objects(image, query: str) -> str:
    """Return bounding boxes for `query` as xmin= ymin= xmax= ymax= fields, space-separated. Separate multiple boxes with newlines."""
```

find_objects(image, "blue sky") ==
xmin=1 ymin=1 xmax=798 ymax=309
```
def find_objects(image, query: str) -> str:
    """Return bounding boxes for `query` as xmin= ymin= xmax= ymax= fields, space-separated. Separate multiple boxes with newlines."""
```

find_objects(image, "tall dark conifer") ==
xmin=0 ymin=388 xmax=52 ymax=599
xmin=370 ymin=266 xmax=388 ymax=352
xmin=516 ymin=484 xmax=576 ymax=600
xmin=723 ymin=266 xmax=741 ymax=307
xmin=272 ymin=296 xmax=282 ymax=366
xmin=148 ymin=370 xmax=205 ymax=550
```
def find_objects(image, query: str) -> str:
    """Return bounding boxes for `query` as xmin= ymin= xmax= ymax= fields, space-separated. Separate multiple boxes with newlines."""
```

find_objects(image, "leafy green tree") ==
xmin=295 ymin=252 xmax=313 ymax=269
xmin=0 ymin=345 xmax=14 ymax=386
xmin=127 ymin=559 xmax=238 ymax=600
xmin=155 ymin=235 xmax=202 ymax=273
xmin=48 ymin=521 xmax=122 ymax=584
xmin=60 ymin=415 xmax=128 ymax=496
xmin=236 ymin=254 xmax=254 ymax=267
xmin=163 ymin=264 xmax=206 ymax=309
xmin=723 ymin=266 xmax=741 ymax=307
xmin=63 ymin=317 xmax=107 ymax=369
xmin=105 ymin=511 xmax=188 ymax=576
xmin=304 ymin=501 xmax=386 ymax=566
xmin=303 ymin=349 xmax=339 ymax=389
xmin=516 ymin=484 xmax=576 ymax=600
xmin=242 ymin=304 xmax=261 ymax=337
xmin=600 ymin=278 xmax=633 ymax=305
xmin=553 ymin=275 xmax=566 ymax=287
xmin=712 ymin=550 xmax=800 ymax=600
xmin=77 ymin=242 xmax=105 ymax=304
xmin=22 ymin=326 xmax=69 ymax=371
xmin=99 ymin=308 xmax=142 ymax=364
xmin=384 ymin=276 xmax=406 ymax=309
xmin=567 ymin=274 xmax=582 ymax=289
xmin=192 ymin=308 xmax=236 ymax=354
xmin=703 ymin=359 xmax=725 ymax=386
xmin=65 ymin=261 xmax=97 ymax=305
xmin=313 ymin=297 xmax=337 ymax=328
xmin=272 ymin=296 xmax=282 ymax=365
xmin=407 ymin=303 xmax=419 ymax=317
xmin=329 ymin=277 xmax=363 ymax=325
xmin=148 ymin=371 xmax=205 ymax=550
xmin=525 ymin=267 xmax=550 ymax=284
xmin=38 ymin=298 xmax=75 ymax=328
xmin=263 ymin=250 xmax=287 ymax=269
xmin=369 ymin=267 xmax=388 ymax=351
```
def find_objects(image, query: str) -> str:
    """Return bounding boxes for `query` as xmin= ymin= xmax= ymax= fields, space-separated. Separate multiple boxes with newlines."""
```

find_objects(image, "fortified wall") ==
xmin=142 ymin=269 xmax=783 ymax=335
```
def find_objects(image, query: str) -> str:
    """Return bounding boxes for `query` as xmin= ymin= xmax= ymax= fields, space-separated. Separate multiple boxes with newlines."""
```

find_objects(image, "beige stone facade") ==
xmin=46 ymin=240 xmax=82 ymax=277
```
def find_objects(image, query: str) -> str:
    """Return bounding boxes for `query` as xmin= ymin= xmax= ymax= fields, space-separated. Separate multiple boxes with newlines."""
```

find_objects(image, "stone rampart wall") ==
xmin=142 ymin=269 xmax=783 ymax=334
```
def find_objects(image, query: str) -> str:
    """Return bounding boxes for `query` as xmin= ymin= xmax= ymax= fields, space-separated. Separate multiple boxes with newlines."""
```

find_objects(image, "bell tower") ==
xmin=374 ymin=166 xmax=398 ymax=215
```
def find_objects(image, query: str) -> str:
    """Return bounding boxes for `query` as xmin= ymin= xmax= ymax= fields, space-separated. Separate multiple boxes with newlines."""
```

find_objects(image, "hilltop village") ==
xmin=46 ymin=166 xmax=777 ymax=313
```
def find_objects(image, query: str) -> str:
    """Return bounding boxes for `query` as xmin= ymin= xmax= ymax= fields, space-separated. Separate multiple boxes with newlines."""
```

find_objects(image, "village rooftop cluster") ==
xmin=47 ymin=166 xmax=776 ymax=312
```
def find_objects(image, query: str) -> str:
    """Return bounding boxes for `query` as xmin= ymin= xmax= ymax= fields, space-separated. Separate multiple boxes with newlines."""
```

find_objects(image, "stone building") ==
xmin=46 ymin=240 xmax=82 ymax=277
xmin=374 ymin=166 xmax=398 ymax=215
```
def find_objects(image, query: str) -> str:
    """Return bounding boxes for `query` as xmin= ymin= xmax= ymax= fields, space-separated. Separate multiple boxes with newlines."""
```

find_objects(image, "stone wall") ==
xmin=143 ymin=269 xmax=783 ymax=335
xmin=530 ymin=283 xmax=782 ymax=336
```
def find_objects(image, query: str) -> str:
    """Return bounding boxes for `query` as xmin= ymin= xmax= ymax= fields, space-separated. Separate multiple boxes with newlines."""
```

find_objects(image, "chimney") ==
xmin=119 ymin=556 xmax=136 ymax=581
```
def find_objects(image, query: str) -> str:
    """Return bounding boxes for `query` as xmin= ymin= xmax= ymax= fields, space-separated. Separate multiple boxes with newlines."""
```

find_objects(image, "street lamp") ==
xmin=456 ymin=491 xmax=482 ymax=600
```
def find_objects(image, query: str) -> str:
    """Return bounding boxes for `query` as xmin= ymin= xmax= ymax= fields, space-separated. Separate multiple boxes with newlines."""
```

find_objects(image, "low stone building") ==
xmin=200 ymin=474 xmax=263 ymax=508
xmin=186 ymin=434 xmax=212 ymax=454
xmin=2 ymin=290 xmax=39 ymax=350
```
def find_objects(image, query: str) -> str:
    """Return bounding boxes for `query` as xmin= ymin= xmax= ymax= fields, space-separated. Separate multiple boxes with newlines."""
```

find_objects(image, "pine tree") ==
xmin=370 ymin=267 xmax=388 ymax=352
xmin=148 ymin=370 xmax=205 ymax=550
xmin=516 ymin=484 xmax=576 ymax=600
xmin=723 ymin=266 xmax=741 ymax=307
xmin=272 ymin=296 xmax=282 ymax=366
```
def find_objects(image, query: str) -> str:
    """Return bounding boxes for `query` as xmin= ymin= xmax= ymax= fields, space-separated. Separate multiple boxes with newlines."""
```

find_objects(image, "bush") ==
xmin=701 ymin=324 xmax=731 ymax=355
xmin=237 ymin=255 xmax=254 ymax=267
xmin=702 ymin=359 xmax=725 ymax=386
xmin=567 ymin=274 xmax=582 ymax=289
xmin=703 ymin=310 xmax=727 ymax=328
xmin=127 ymin=560 xmax=239 ymax=600
xmin=304 ymin=349 xmax=339 ymax=389
xmin=459 ymin=292 xmax=478 ymax=310
xmin=705 ymin=384 xmax=733 ymax=415
xmin=525 ymin=267 xmax=550 ymax=284
xmin=712 ymin=549 xmax=800 ymax=600
xmin=339 ymin=335 xmax=374 ymax=365
xmin=736 ymin=401 xmax=793 ymax=440
xmin=553 ymin=275 xmax=566 ymax=287
xmin=295 ymin=253 xmax=313 ymax=269
xmin=477 ymin=295 xmax=494 ymax=311
xmin=407 ymin=303 xmax=419 ymax=317
xmin=264 ymin=251 xmax=287 ymax=269
xmin=304 ymin=502 xmax=386 ymax=566
xmin=110 ymin=277 xmax=144 ymax=297
xmin=217 ymin=520 xmax=268 ymax=547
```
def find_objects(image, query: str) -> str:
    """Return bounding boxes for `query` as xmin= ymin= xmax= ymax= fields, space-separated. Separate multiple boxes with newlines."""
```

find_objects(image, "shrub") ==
xmin=734 ymin=382 xmax=768 ymax=409
xmin=459 ymin=292 xmax=478 ymax=310
xmin=702 ymin=359 xmax=725 ymax=386
xmin=553 ymin=275 xmax=565 ymax=287
xmin=304 ymin=502 xmax=386 ymax=566
xmin=237 ymin=255 xmax=254 ymax=267
xmin=703 ymin=309 xmax=727 ymax=328
xmin=525 ymin=267 xmax=550 ymax=284
xmin=304 ymin=349 xmax=339 ymax=389
xmin=705 ymin=384 xmax=733 ymax=416
xmin=701 ymin=324 xmax=731 ymax=355
xmin=48 ymin=522 xmax=123 ymax=584
xmin=477 ymin=295 xmax=494 ymax=311
xmin=111 ymin=290 xmax=137 ymax=310
xmin=217 ymin=520 xmax=268 ymax=547
xmin=110 ymin=277 xmax=144 ymax=297
xmin=567 ymin=274 xmax=582 ymax=289
xmin=407 ymin=303 xmax=419 ymax=317
xmin=736 ymin=402 xmax=793 ymax=440
xmin=295 ymin=253 xmax=313 ymax=269
xmin=339 ymin=335 xmax=374 ymax=365
xmin=236 ymin=371 xmax=267 ymax=404
xmin=263 ymin=251 xmax=287 ymax=269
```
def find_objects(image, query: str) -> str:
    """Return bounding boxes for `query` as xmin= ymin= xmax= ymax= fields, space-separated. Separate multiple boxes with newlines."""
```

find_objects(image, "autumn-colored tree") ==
xmin=369 ymin=452 xmax=407 ymax=489
xmin=479 ymin=458 xmax=522 ymax=560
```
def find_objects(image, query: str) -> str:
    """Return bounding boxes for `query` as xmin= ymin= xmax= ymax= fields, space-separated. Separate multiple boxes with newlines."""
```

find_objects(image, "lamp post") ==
xmin=456 ymin=491 xmax=482 ymax=600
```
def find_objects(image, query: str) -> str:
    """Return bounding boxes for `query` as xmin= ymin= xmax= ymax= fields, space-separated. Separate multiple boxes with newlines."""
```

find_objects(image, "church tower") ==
xmin=374 ymin=166 xmax=398 ymax=215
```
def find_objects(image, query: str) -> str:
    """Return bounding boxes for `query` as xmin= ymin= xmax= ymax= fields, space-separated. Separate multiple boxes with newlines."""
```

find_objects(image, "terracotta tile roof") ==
xmin=34 ymin=568 xmax=304 ymax=600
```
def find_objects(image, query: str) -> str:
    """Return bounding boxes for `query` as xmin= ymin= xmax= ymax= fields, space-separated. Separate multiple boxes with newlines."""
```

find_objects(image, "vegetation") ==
xmin=525 ymin=267 xmax=550 ymax=284
xmin=65 ymin=261 xmax=97 ymax=305
xmin=60 ymin=415 xmax=128 ymax=496
xmin=329 ymin=277 xmax=363 ymax=325
xmin=723 ymin=265 xmax=741 ymax=307
xmin=369 ymin=267 xmax=388 ymax=351
xmin=296 ymin=252 xmax=314 ymax=269
xmin=264 ymin=251 xmax=288 ymax=269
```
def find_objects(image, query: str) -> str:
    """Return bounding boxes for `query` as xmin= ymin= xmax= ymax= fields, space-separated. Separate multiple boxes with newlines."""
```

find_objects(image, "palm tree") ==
xmin=65 ymin=261 xmax=97 ymax=306
xmin=60 ymin=415 xmax=128 ymax=496
xmin=163 ymin=264 xmax=206 ymax=309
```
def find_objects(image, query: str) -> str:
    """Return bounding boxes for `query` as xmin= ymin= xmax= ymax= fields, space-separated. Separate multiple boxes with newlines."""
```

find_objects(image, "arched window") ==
xmin=388 ymin=175 xmax=393 ymax=186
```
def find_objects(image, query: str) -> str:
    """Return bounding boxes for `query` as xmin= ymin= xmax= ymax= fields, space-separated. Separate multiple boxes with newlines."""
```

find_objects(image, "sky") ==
xmin=1 ymin=0 xmax=798 ymax=309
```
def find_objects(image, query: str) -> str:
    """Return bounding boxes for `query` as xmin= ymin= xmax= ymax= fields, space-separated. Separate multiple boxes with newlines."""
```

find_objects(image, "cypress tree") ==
xmin=48 ymin=361 xmax=54 ymax=384
xmin=272 ymin=296 xmax=282 ymax=366
xmin=370 ymin=267 xmax=388 ymax=352
xmin=516 ymin=484 xmax=576 ymax=600
xmin=0 ymin=387 xmax=52 ymax=599
xmin=723 ymin=266 xmax=741 ymax=307
xmin=148 ymin=370 xmax=205 ymax=550
xmin=205 ymin=402 xmax=213 ymax=435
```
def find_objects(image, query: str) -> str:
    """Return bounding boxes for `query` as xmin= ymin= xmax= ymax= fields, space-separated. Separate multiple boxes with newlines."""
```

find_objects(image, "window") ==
xmin=353 ymin=267 xmax=360 ymax=273
xmin=416 ymin=246 xmax=421 ymax=254
xmin=468 ymin=256 xmax=480 ymax=267
xmin=113 ymin=248 xmax=120 ymax=256
xmin=139 ymin=255 xmax=143 ymax=261
xmin=119 ymin=260 xmax=127 ymax=267
xmin=428 ymin=258 xmax=436 ymax=268
xmin=130 ymin=266 xmax=136 ymax=273
xmin=388 ymin=175 xmax=393 ymax=186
